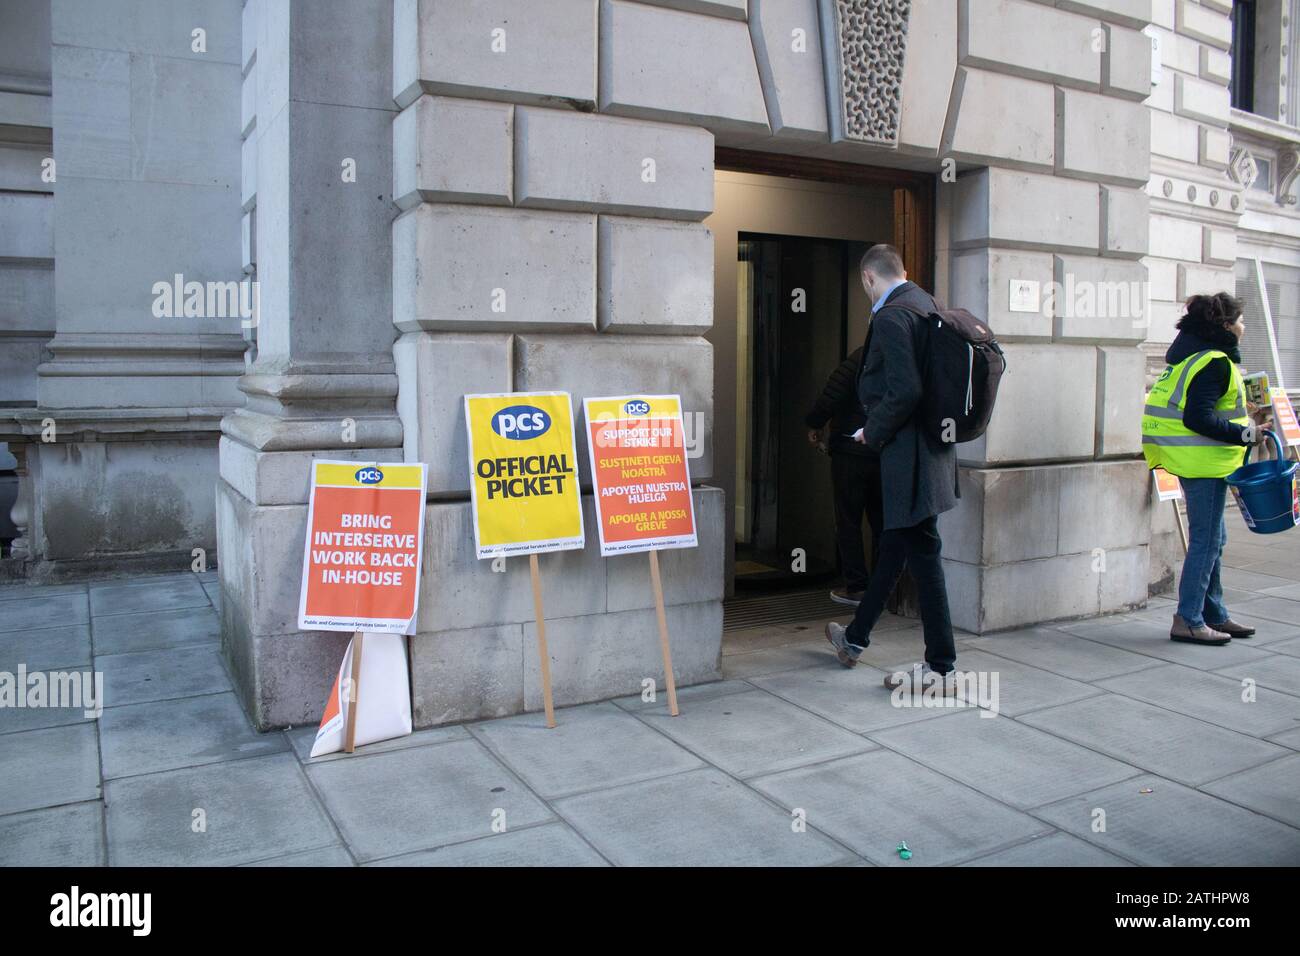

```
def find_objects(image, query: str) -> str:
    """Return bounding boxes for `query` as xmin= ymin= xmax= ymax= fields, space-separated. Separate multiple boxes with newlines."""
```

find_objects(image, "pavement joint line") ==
xmin=358 ymin=819 xmax=590 ymax=867
xmin=98 ymin=734 xmax=292 ymax=783
xmin=610 ymin=691 xmax=870 ymax=865
xmin=393 ymin=726 xmax=620 ymax=867
xmin=291 ymin=725 xmax=469 ymax=766
xmin=237 ymin=841 xmax=352 ymax=868
xmin=89 ymin=601 xmax=215 ymax=619
xmin=289 ymin=742 xmax=363 ymax=868
xmin=0 ymin=792 xmax=106 ymax=824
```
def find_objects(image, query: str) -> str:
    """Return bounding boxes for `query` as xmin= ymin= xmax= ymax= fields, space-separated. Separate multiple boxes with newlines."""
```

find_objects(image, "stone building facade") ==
xmin=1 ymin=0 xmax=1292 ymax=730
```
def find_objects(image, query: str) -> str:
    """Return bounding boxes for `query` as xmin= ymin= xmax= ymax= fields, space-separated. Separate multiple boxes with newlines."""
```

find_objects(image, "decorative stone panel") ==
xmin=819 ymin=0 xmax=910 ymax=146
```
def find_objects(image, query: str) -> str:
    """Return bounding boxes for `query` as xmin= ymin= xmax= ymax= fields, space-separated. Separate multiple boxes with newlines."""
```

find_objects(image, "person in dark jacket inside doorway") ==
xmin=826 ymin=244 xmax=962 ymax=695
xmin=805 ymin=347 xmax=883 ymax=607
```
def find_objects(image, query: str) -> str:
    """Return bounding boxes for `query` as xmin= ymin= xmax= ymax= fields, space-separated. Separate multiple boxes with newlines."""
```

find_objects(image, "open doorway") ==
xmin=704 ymin=151 xmax=935 ymax=618
xmin=734 ymin=234 xmax=869 ymax=590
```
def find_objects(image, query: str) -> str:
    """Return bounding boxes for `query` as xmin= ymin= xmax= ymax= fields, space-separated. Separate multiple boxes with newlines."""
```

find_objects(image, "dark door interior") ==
xmin=737 ymin=234 xmax=869 ymax=589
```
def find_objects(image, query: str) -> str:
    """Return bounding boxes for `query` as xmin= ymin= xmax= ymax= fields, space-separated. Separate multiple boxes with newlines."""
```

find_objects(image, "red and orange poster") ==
xmin=583 ymin=395 xmax=697 ymax=556
xmin=1269 ymin=387 xmax=1300 ymax=448
xmin=297 ymin=461 xmax=428 ymax=634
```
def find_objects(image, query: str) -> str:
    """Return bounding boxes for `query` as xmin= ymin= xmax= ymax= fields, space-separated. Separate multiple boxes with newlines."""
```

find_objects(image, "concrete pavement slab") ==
xmin=0 ymin=583 xmax=86 ymax=603
xmin=0 ymin=723 xmax=101 ymax=814
xmin=90 ymin=578 xmax=211 ymax=617
xmin=967 ymin=626 xmax=1163 ymax=682
xmin=1097 ymin=663 xmax=1300 ymax=737
xmin=1060 ymin=616 xmax=1275 ymax=668
xmin=0 ymin=624 xmax=91 ymax=671
xmin=1034 ymin=775 xmax=1300 ymax=866
xmin=751 ymin=663 xmax=971 ymax=733
xmin=752 ymin=749 xmax=1053 ymax=866
xmin=286 ymin=722 xmax=468 ymax=763
xmin=368 ymin=823 xmax=608 ymax=867
xmin=1212 ymin=654 xmax=1300 ymax=698
xmin=0 ymin=802 xmax=105 ymax=866
xmin=1019 ymin=693 xmax=1289 ymax=786
xmin=0 ymin=592 xmax=89 ymax=631
xmin=99 ymin=691 xmax=287 ymax=779
xmin=469 ymin=701 xmax=704 ymax=798
xmin=1229 ymin=596 xmax=1300 ymax=628
xmin=1200 ymin=754 xmax=1300 ymax=829
xmin=629 ymin=686 xmax=874 ymax=778
xmin=871 ymin=709 xmax=1139 ymax=810
xmin=945 ymin=648 xmax=1103 ymax=717
xmin=959 ymin=831 xmax=1131 ymax=866
xmin=612 ymin=678 xmax=753 ymax=712
xmin=104 ymin=753 xmax=337 ymax=866
xmin=553 ymin=767 xmax=852 ymax=866
xmin=306 ymin=739 xmax=553 ymax=862
xmin=243 ymin=846 xmax=355 ymax=866
xmin=722 ymin=640 xmax=827 ymax=679
xmin=1220 ymin=568 xmax=1296 ymax=592
xmin=1268 ymin=727 xmax=1300 ymax=749
xmin=92 ymin=606 xmax=220 ymax=656
xmin=95 ymin=644 xmax=232 ymax=706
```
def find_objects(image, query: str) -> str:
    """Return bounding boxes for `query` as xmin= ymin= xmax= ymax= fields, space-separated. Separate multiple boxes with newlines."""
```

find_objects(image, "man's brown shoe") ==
xmin=1170 ymin=614 xmax=1230 ymax=646
xmin=1208 ymin=619 xmax=1256 ymax=638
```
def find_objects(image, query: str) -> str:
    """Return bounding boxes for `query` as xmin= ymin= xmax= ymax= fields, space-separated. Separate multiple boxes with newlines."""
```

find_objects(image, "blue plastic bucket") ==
xmin=1225 ymin=430 xmax=1299 ymax=535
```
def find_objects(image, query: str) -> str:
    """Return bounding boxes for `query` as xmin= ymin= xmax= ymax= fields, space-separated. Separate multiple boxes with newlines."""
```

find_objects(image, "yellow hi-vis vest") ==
xmin=1141 ymin=350 xmax=1249 ymax=479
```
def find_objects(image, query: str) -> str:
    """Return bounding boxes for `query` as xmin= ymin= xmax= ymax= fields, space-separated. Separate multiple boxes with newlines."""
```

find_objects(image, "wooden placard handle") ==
xmin=529 ymin=553 xmax=558 ymax=728
xmin=649 ymin=549 xmax=680 ymax=717
xmin=344 ymin=631 xmax=364 ymax=753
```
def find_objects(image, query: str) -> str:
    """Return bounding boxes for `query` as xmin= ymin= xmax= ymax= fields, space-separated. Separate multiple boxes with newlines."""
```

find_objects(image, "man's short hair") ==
xmin=860 ymin=244 xmax=904 ymax=279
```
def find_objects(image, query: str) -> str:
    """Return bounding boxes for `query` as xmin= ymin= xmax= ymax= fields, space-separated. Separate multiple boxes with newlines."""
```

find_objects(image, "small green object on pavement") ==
xmin=896 ymin=841 xmax=912 ymax=860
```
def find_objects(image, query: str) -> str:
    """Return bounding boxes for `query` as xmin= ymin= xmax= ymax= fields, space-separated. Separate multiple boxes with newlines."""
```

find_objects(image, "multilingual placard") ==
xmin=584 ymin=394 xmax=697 ymax=556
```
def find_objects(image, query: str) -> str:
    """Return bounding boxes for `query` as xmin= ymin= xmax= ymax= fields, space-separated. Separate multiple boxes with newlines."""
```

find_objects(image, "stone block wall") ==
xmin=1142 ymin=0 xmax=1240 ymax=592
xmin=391 ymin=0 xmax=730 ymax=725
xmin=937 ymin=0 xmax=1157 ymax=630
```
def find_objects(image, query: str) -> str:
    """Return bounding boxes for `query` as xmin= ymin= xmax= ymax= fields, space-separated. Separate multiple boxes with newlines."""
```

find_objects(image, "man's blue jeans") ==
xmin=1177 ymin=476 xmax=1231 ymax=628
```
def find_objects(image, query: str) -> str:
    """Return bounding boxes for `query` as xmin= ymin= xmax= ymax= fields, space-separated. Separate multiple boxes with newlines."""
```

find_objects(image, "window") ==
xmin=1231 ymin=0 xmax=1256 ymax=113
xmin=1236 ymin=257 xmax=1300 ymax=391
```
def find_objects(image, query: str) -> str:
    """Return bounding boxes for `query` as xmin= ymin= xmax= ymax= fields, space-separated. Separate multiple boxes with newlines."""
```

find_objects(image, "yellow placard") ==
xmin=464 ymin=392 xmax=585 ymax=559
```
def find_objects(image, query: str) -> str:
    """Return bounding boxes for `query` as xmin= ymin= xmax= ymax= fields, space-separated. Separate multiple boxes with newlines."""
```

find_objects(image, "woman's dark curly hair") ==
xmin=1177 ymin=292 xmax=1242 ymax=340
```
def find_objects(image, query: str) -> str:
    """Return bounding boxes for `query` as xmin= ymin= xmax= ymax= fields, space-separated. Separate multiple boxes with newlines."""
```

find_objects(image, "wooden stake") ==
xmin=1173 ymin=500 xmax=1189 ymax=554
xmin=344 ymin=631 xmax=364 ymax=753
xmin=648 ymin=549 xmax=680 ymax=717
xmin=529 ymin=553 xmax=557 ymax=728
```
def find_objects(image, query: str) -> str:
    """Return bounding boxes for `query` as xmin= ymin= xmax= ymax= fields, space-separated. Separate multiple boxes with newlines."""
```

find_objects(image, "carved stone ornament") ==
xmin=1277 ymin=146 xmax=1300 ymax=206
xmin=1227 ymin=145 xmax=1259 ymax=190
xmin=824 ymin=0 xmax=911 ymax=146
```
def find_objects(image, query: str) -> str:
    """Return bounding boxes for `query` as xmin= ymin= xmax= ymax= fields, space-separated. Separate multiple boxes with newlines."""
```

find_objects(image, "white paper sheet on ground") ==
xmin=310 ymin=632 xmax=412 ymax=757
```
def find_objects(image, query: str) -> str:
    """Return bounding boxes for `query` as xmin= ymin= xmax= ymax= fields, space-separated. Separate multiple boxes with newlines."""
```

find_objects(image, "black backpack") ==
xmin=902 ymin=305 xmax=1006 ymax=444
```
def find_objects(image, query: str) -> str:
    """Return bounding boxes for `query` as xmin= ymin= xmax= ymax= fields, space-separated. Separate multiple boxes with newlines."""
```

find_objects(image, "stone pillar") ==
xmin=3 ymin=0 xmax=246 ymax=576
xmin=938 ymin=0 xmax=1156 ymax=630
xmin=217 ymin=0 xmax=403 ymax=728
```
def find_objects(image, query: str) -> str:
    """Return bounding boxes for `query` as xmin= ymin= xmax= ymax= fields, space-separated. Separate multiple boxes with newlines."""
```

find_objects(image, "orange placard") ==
xmin=297 ymin=461 xmax=428 ymax=634
xmin=583 ymin=395 xmax=697 ymax=556
xmin=1270 ymin=388 xmax=1300 ymax=448
xmin=1152 ymin=467 xmax=1182 ymax=501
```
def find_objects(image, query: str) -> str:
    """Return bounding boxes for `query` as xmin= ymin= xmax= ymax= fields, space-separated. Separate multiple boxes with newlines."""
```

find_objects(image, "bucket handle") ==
xmin=1246 ymin=428 xmax=1283 ymax=464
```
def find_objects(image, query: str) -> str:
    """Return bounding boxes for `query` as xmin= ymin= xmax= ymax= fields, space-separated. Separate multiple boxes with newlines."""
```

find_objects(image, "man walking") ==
xmin=826 ymin=244 xmax=961 ymax=694
xmin=805 ymin=346 xmax=883 ymax=606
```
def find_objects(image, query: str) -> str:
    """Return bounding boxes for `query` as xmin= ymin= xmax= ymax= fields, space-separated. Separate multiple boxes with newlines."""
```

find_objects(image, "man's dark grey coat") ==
xmin=856 ymin=281 xmax=960 ymax=531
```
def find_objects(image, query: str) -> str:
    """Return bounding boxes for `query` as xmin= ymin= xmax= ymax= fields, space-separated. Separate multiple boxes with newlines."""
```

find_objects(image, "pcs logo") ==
xmin=623 ymin=399 xmax=651 ymax=416
xmin=354 ymin=467 xmax=384 ymax=485
xmin=492 ymin=405 xmax=552 ymax=440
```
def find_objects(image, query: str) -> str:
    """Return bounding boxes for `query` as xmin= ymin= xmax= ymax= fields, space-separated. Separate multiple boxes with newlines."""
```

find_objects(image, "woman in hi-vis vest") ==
xmin=1141 ymin=293 xmax=1272 ymax=646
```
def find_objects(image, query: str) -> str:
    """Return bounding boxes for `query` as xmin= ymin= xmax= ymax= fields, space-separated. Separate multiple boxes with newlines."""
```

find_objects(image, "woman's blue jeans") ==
xmin=1177 ymin=476 xmax=1230 ymax=628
